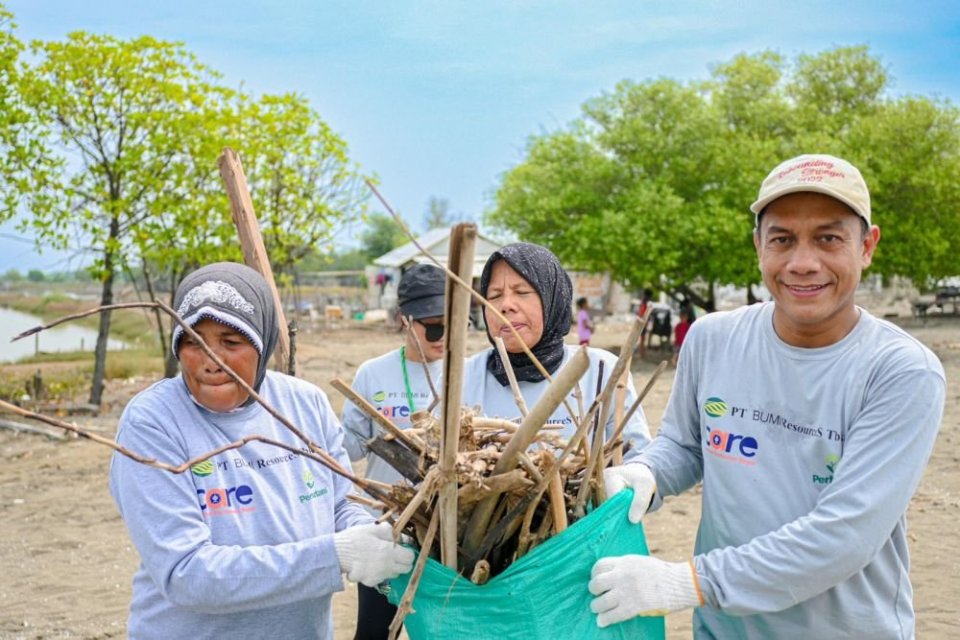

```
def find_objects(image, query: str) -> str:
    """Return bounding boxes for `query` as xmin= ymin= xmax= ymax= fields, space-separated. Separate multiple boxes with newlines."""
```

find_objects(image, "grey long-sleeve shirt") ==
xmin=638 ymin=302 xmax=944 ymax=639
xmin=110 ymin=371 xmax=370 ymax=639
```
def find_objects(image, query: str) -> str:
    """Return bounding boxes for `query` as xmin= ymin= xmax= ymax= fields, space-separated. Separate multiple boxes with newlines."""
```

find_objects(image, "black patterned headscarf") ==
xmin=171 ymin=262 xmax=279 ymax=394
xmin=480 ymin=243 xmax=573 ymax=385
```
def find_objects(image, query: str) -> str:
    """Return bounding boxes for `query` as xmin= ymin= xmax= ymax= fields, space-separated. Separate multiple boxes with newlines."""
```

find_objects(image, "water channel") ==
xmin=0 ymin=307 xmax=128 ymax=363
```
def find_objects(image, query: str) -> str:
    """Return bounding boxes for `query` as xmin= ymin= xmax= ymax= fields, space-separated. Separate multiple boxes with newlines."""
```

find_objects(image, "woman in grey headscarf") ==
xmin=461 ymin=243 xmax=652 ymax=450
xmin=109 ymin=262 xmax=412 ymax=639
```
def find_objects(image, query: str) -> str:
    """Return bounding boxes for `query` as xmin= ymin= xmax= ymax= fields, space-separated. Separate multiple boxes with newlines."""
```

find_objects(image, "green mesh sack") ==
xmin=386 ymin=489 xmax=665 ymax=640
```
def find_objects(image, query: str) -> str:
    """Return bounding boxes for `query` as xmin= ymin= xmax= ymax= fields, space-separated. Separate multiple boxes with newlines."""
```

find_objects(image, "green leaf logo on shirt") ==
xmin=825 ymin=454 xmax=840 ymax=474
xmin=372 ymin=390 xmax=386 ymax=403
xmin=302 ymin=469 xmax=315 ymax=489
xmin=703 ymin=397 xmax=728 ymax=418
xmin=191 ymin=460 xmax=215 ymax=477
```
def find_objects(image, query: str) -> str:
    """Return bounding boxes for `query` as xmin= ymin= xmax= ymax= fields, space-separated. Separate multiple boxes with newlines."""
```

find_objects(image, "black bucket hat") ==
xmin=397 ymin=264 xmax=446 ymax=320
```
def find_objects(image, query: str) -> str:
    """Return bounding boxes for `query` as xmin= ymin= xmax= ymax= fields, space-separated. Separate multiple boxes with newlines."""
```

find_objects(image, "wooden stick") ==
xmin=400 ymin=316 xmax=441 ymax=412
xmin=366 ymin=436 xmax=424 ymax=483
xmin=389 ymin=507 xmax=440 ymax=640
xmin=547 ymin=463 xmax=568 ymax=533
xmin=330 ymin=378 xmax=426 ymax=454
xmin=437 ymin=223 xmax=476 ymax=568
xmin=461 ymin=348 xmax=589 ymax=559
xmin=393 ymin=468 xmax=440 ymax=539
xmin=9 ymin=302 xmax=159 ymax=342
xmin=612 ymin=357 xmax=631 ymax=466
xmin=218 ymin=148 xmax=293 ymax=375
xmin=574 ymin=360 xmax=605 ymax=516
xmin=576 ymin=317 xmax=648 ymax=513
xmin=605 ymin=359 xmax=669 ymax=456
xmin=494 ymin=336 xmax=528 ymax=417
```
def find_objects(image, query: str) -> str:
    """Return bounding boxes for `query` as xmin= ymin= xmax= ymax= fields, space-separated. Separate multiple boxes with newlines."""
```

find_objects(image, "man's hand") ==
xmin=334 ymin=523 xmax=414 ymax=587
xmin=603 ymin=463 xmax=656 ymax=524
xmin=589 ymin=555 xmax=703 ymax=627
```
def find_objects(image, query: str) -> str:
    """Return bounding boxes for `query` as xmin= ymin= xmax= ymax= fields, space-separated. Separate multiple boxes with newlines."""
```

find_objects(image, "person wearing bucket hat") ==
xmin=591 ymin=155 xmax=945 ymax=637
xmin=342 ymin=262 xmax=447 ymax=639
xmin=109 ymin=262 xmax=413 ymax=639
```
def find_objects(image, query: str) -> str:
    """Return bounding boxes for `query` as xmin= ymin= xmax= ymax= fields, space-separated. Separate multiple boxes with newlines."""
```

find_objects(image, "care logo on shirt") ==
xmin=704 ymin=425 xmax=758 ymax=465
xmin=812 ymin=454 xmax=840 ymax=486
xmin=372 ymin=390 xmax=386 ymax=403
xmin=197 ymin=484 xmax=256 ymax=517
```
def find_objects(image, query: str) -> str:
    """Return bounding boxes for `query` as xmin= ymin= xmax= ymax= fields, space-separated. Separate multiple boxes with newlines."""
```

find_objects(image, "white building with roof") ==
xmin=367 ymin=227 xmax=505 ymax=314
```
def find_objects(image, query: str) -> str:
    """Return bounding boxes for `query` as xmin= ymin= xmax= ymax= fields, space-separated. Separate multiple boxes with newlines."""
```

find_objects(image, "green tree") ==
xmin=361 ymin=212 xmax=407 ymax=259
xmin=229 ymin=92 xmax=371 ymax=280
xmin=0 ymin=4 xmax=55 ymax=218
xmin=26 ymin=268 xmax=45 ymax=282
xmin=16 ymin=32 xmax=222 ymax=404
xmin=424 ymin=196 xmax=457 ymax=230
xmin=848 ymin=97 xmax=960 ymax=289
xmin=488 ymin=46 xmax=959 ymax=305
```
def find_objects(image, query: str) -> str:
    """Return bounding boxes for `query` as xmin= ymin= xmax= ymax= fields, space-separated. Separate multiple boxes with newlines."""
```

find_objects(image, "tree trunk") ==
xmin=143 ymin=264 xmax=179 ymax=378
xmin=163 ymin=273 xmax=180 ymax=378
xmin=88 ymin=217 xmax=120 ymax=406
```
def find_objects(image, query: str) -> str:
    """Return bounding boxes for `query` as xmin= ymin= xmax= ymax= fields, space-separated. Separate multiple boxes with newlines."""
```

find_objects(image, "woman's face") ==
xmin=179 ymin=318 xmax=259 ymax=412
xmin=483 ymin=260 xmax=544 ymax=353
xmin=405 ymin=315 xmax=445 ymax=363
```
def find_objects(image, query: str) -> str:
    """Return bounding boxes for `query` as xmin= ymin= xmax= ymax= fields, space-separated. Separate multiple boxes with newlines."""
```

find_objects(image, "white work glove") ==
xmin=589 ymin=555 xmax=703 ymax=627
xmin=334 ymin=523 xmax=414 ymax=587
xmin=603 ymin=463 xmax=656 ymax=524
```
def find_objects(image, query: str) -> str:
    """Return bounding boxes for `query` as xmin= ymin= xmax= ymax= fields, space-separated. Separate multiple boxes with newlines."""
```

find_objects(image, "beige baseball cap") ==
xmin=750 ymin=154 xmax=871 ymax=225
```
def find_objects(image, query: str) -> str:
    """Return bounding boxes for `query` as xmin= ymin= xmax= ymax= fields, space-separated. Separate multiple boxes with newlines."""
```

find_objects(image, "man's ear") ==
xmin=862 ymin=225 xmax=881 ymax=268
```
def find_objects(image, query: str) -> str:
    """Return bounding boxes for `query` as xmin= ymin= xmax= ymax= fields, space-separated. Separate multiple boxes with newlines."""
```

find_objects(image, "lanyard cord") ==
xmin=399 ymin=346 xmax=416 ymax=414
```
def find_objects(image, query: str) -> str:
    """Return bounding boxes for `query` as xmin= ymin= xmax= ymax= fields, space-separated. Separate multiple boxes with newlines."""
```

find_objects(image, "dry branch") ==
xmin=218 ymin=148 xmax=293 ymax=374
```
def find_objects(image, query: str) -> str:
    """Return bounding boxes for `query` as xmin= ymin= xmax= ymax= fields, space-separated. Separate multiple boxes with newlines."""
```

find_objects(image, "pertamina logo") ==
xmin=299 ymin=468 xmax=328 ymax=505
xmin=812 ymin=454 xmax=840 ymax=486
xmin=197 ymin=485 xmax=256 ymax=517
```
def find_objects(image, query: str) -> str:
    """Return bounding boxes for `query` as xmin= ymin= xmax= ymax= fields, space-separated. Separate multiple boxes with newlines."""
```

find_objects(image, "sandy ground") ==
xmin=0 ymin=311 xmax=958 ymax=639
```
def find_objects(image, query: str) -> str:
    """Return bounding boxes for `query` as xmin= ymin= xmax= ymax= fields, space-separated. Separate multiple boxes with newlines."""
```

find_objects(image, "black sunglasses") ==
xmin=417 ymin=320 xmax=445 ymax=343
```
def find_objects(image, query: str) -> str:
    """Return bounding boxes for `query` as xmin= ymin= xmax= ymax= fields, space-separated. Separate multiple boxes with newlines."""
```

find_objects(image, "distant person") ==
xmin=671 ymin=305 xmax=692 ymax=366
xmin=342 ymin=263 xmax=446 ymax=640
xmin=636 ymin=288 xmax=654 ymax=359
xmin=575 ymin=296 xmax=595 ymax=346
xmin=590 ymin=154 xmax=945 ymax=637
xmin=110 ymin=262 xmax=413 ymax=639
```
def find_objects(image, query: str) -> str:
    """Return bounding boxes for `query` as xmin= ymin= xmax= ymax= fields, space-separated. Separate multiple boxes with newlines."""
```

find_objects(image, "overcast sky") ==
xmin=2 ymin=0 xmax=958 ymax=272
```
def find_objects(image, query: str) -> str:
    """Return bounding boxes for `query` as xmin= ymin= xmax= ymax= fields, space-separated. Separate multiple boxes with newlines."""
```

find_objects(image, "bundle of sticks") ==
xmin=333 ymin=346 xmax=663 ymax=584
xmin=329 ymin=217 xmax=664 ymax=637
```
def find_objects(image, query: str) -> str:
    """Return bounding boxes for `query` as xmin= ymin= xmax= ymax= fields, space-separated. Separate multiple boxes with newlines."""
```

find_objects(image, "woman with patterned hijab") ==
xmin=109 ymin=262 xmax=412 ymax=639
xmin=461 ymin=243 xmax=651 ymax=452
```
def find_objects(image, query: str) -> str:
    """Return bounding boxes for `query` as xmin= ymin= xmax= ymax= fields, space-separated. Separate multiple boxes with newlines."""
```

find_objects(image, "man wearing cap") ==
xmin=342 ymin=263 xmax=446 ymax=639
xmin=589 ymin=154 xmax=945 ymax=638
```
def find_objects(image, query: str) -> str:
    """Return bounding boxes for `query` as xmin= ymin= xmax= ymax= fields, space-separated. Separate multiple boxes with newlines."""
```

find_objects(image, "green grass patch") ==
xmin=0 ymin=348 xmax=165 ymax=404
xmin=101 ymin=349 xmax=165 ymax=379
